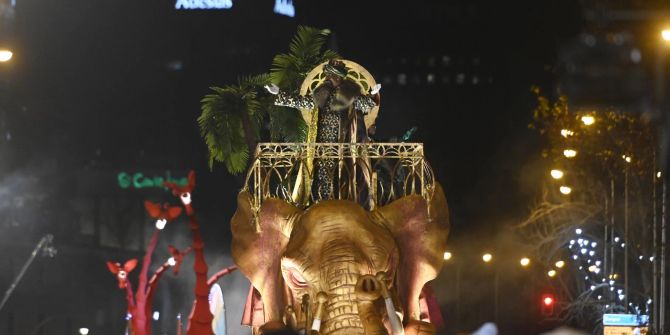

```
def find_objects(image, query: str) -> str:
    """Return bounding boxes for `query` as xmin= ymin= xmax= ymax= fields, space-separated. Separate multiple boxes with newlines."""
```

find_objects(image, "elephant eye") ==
xmin=286 ymin=268 xmax=309 ymax=289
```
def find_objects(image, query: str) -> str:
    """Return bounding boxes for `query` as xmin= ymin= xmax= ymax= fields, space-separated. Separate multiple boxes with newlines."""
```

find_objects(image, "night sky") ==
xmin=7 ymin=0 xmax=583 ymax=234
xmin=0 ymin=0 xmax=618 ymax=334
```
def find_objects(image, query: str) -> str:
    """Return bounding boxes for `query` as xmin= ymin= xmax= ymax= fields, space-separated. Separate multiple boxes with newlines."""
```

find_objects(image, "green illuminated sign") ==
xmin=117 ymin=171 xmax=188 ymax=190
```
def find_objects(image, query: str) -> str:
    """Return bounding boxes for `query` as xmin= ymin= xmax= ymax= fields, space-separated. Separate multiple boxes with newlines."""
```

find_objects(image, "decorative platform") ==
xmin=243 ymin=142 xmax=435 ymax=212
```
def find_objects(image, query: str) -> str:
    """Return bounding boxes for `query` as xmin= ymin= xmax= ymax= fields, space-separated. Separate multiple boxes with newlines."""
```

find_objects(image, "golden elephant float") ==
xmin=230 ymin=142 xmax=450 ymax=335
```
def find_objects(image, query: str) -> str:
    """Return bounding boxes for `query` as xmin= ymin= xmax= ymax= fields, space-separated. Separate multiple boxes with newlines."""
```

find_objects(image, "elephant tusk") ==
xmin=283 ymin=305 xmax=298 ymax=331
xmin=376 ymin=272 xmax=405 ymax=335
xmin=311 ymin=292 xmax=328 ymax=332
xmin=301 ymin=294 xmax=311 ymax=333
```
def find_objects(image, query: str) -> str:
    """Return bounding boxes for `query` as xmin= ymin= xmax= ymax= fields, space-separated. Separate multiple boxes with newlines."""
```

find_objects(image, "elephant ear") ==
xmin=373 ymin=183 xmax=450 ymax=321
xmin=231 ymin=191 xmax=302 ymax=324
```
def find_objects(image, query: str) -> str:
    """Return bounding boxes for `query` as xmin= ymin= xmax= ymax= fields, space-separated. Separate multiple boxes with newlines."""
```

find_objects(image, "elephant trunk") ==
xmin=318 ymin=241 xmax=367 ymax=334
xmin=354 ymin=275 xmax=389 ymax=335
xmin=321 ymin=283 xmax=363 ymax=334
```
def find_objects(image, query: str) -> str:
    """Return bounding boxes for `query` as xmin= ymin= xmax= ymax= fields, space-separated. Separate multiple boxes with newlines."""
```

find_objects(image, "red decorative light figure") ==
xmin=168 ymin=245 xmax=192 ymax=275
xmin=165 ymin=170 xmax=196 ymax=216
xmin=144 ymin=201 xmax=182 ymax=230
xmin=107 ymin=170 xmax=237 ymax=335
xmin=106 ymin=259 xmax=138 ymax=289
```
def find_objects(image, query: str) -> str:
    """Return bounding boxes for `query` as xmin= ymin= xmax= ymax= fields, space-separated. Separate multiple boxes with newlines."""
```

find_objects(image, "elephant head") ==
xmin=231 ymin=184 xmax=449 ymax=335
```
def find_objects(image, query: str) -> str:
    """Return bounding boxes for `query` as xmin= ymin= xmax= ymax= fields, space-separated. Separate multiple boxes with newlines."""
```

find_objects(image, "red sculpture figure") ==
xmin=106 ymin=259 xmax=138 ymax=289
xmin=144 ymin=201 xmax=183 ymax=230
xmin=164 ymin=170 xmax=196 ymax=216
xmin=164 ymin=171 xmax=242 ymax=335
xmin=146 ymin=254 xmax=187 ymax=325
xmin=107 ymin=259 xmax=140 ymax=331
xmin=207 ymin=265 xmax=237 ymax=286
xmin=108 ymin=171 xmax=237 ymax=335
xmin=168 ymin=245 xmax=192 ymax=275
xmin=165 ymin=171 xmax=215 ymax=335
xmin=107 ymin=202 xmax=183 ymax=335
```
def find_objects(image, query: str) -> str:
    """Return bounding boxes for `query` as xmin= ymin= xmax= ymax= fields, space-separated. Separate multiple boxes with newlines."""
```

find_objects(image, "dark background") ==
xmin=0 ymin=0 xmax=665 ymax=334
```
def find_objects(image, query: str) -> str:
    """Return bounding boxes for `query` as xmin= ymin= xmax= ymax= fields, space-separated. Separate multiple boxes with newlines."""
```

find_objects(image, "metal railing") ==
xmin=243 ymin=142 xmax=435 ymax=214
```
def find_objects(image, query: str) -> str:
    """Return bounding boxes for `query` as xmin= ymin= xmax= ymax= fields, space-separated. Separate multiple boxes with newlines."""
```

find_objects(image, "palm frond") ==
xmin=289 ymin=26 xmax=331 ymax=61
xmin=199 ymin=26 xmax=338 ymax=175
xmin=240 ymin=73 xmax=271 ymax=90
xmin=198 ymin=84 xmax=263 ymax=174
xmin=271 ymin=26 xmax=340 ymax=91
xmin=268 ymin=105 xmax=308 ymax=142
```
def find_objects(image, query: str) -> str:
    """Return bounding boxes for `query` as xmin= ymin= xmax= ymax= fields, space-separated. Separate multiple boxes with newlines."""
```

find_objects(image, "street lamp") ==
xmin=550 ymin=169 xmax=564 ymax=179
xmin=79 ymin=328 xmax=90 ymax=335
xmin=581 ymin=115 xmax=595 ymax=126
xmin=559 ymin=186 xmax=572 ymax=195
xmin=560 ymin=129 xmax=574 ymax=137
xmin=0 ymin=49 xmax=12 ymax=62
xmin=0 ymin=235 xmax=56 ymax=313
xmin=555 ymin=260 xmax=565 ymax=268
xmin=520 ymin=257 xmax=530 ymax=267
xmin=662 ymin=29 xmax=670 ymax=42
xmin=563 ymin=149 xmax=577 ymax=158
xmin=547 ymin=270 xmax=557 ymax=277
xmin=482 ymin=253 xmax=493 ymax=263
xmin=443 ymin=251 xmax=452 ymax=261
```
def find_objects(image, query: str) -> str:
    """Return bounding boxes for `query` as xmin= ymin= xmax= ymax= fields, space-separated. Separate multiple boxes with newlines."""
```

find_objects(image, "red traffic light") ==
xmin=541 ymin=294 xmax=555 ymax=316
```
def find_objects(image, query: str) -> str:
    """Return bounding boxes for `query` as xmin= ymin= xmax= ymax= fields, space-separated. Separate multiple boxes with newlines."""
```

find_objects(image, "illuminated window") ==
xmin=274 ymin=0 xmax=295 ymax=17
xmin=397 ymin=74 xmax=407 ymax=86
xmin=175 ymin=0 xmax=233 ymax=10
xmin=456 ymin=73 xmax=465 ymax=85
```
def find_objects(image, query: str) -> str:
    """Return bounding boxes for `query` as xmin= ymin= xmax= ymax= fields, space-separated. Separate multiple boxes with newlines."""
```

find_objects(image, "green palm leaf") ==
xmin=198 ymin=80 xmax=265 ymax=175
xmin=270 ymin=26 xmax=340 ymax=92
xmin=200 ymin=26 xmax=338 ymax=174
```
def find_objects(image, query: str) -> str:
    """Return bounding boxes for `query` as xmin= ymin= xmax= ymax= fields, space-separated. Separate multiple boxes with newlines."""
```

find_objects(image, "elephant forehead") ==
xmin=283 ymin=200 xmax=397 ymax=275
xmin=300 ymin=200 xmax=376 ymax=231
xmin=296 ymin=201 xmax=394 ymax=248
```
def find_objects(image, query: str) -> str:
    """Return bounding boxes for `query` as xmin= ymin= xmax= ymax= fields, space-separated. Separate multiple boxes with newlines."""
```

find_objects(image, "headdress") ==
xmin=323 ymin=59 xmax=349 ymax=78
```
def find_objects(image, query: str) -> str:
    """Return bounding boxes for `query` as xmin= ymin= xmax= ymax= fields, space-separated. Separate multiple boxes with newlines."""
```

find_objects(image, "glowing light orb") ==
xmin=550 ymin=169 xmax=564 ymax=179
xmin=560 ymin=186 xmax=572 ymax=195
xmin=155 ymin=218 xmax=167 ymax=230
xmin=662 ymin=29 xmax=670 ymax=41
xmin=181 ymin=192 xmax=192 ymax=205
xmin=0 ymin=50 xmax=13 ymax=62
xmin=581 ymin=115 xmax=595 ymax=125
xmin=560 ymin=129 xmax=574 ymax=137
xmin=563 ymin=149 xmax=577 ymax=158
